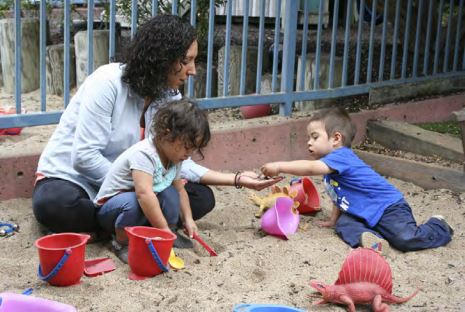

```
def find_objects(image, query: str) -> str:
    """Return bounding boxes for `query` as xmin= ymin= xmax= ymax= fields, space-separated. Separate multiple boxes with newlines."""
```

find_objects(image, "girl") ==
xmin=95 ymin=99 xmax=210 ymax=263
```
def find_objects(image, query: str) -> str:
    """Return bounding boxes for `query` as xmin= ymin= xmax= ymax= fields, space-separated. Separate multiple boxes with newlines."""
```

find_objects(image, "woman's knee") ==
xmin=185 ymin=183 xmax=215 ymax=220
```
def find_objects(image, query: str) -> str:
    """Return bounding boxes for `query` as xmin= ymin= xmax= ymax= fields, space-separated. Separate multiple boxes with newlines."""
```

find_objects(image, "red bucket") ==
xmin=34 ymin=233 xmax=90 ymax=286
xmin=125 ymin=226 xmax=176 ymax=278
xmin=289 ymin=177 xmax=321 ymax=214
xmin=0 ymin=106 xmax=25 ymax=136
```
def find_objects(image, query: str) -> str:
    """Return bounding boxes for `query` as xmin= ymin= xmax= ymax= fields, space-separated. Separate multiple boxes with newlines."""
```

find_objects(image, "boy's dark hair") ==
xmin=308 ymin=107 xmax=356 ymax=147
xmin=151 ymin=98 xmax=210 ymax=159
xmin=122 ymin=15 xmax=197 ymax=101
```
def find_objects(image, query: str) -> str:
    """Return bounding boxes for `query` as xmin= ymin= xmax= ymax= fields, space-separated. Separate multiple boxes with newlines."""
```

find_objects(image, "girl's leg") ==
xmin=374 ymin=200 xmax=452 ymax=251
xmin=97 ymin=192 xmax=147 ymax=243
xmin=184 ymin=182 xmax=215 ymax=220
xmin=156 ymin=185 xmax=180 ymax=225
xmin=32 ymin=178 xmax=99 ymax=233
xmin=335 ymin=212 xmax=372 ymax=248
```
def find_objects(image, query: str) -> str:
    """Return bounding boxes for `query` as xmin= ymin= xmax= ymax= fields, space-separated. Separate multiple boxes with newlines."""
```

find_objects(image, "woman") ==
xmin=32 ymin=15 xmax=280 ymax=236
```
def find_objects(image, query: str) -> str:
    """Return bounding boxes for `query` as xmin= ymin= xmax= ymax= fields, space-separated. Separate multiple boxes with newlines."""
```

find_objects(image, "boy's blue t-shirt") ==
xmin=321 ymin=147 xmax=404 ymax=227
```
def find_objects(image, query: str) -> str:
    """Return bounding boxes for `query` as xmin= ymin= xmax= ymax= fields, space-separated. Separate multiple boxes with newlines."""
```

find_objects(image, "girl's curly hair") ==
xmin=122 ymin=15 xmax=197 ymax=101
xmin=152 ymin=98 xmax=211 ymax=159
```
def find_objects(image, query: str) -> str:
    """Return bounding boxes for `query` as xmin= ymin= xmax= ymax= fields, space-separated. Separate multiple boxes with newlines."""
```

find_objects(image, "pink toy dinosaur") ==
xmin=310 ymin=248 xmax=419 ymax=312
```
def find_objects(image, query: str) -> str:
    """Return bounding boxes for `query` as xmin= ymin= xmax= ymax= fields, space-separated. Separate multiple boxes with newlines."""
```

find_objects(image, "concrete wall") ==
xmin=1 ymin=93 xmax=464 ymax=200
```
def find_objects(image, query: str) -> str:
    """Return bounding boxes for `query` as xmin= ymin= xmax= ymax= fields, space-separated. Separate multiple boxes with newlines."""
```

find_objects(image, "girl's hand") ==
xmin=183 ymin=218 xmax=198 ymax=238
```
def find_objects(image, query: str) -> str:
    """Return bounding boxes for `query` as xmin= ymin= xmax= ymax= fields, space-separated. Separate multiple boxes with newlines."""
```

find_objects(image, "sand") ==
xmin=1 ymin=89 xmax=465 ymax=311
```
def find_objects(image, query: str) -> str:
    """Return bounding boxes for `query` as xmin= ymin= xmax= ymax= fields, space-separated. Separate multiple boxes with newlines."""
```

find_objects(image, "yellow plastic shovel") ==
xmin=168 ymin=249 xmax=185 ymax=270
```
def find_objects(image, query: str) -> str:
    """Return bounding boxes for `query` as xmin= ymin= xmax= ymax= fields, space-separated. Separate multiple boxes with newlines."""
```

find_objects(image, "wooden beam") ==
xmin=356 ymin=150 xmax=465 ymax=193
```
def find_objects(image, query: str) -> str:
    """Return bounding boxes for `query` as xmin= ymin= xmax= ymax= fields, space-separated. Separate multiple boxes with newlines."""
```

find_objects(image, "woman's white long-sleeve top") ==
xmin=37 ymin=63 xmax=208 ymax=199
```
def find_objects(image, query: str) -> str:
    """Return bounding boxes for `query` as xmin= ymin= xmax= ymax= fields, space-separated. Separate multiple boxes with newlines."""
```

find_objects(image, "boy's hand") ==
xmin=183 ymin=218 xmax=198 ymax=238
xmin=261 ymin=162 xmax=280 ymax=177
xmin=316 ymin=219 xmax=337 ymax=228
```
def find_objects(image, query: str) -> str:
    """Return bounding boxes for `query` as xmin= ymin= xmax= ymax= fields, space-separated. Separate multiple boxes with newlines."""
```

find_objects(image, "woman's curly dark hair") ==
xmin=122 ymin=15 xmax=197 ymax=101
xmin=152 ymin=98 xmax=211 ymax=159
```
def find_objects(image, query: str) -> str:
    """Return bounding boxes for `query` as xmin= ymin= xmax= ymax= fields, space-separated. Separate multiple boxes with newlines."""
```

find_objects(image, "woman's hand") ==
xmin=239 ymin=173 xmax=283 ymax=191
xmin=183 ymin=218 xmax=198 ymax=238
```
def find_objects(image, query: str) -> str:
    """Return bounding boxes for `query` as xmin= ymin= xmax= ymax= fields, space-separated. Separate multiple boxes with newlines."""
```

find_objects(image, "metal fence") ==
xmin=1 ymin=0 xmax=465 ymax=128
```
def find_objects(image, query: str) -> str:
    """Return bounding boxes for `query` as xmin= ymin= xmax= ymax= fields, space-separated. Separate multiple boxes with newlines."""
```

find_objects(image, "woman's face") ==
xmin=167 ymin=40 xmax=198 ymax=89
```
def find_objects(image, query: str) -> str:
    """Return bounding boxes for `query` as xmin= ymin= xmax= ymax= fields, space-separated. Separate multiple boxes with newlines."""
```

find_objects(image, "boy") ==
xmin=261 ymin=107 xmax=453 ymax=254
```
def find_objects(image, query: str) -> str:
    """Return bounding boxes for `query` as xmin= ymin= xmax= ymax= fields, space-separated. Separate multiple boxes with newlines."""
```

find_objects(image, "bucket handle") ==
xmin=146 ymin=239 xmax=169 ymax=273
xmin=38 ymin=248 xmax=72 ymax=282
xmin=290 ymin=177 xmax=302 ymax=185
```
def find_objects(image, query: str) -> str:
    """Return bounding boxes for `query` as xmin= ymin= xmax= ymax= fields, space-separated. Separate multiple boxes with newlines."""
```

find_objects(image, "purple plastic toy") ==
xmin=0 ymin=292 xmax=76 ymax=312
xmin=260 ymin=196 xmax=300 ymax=239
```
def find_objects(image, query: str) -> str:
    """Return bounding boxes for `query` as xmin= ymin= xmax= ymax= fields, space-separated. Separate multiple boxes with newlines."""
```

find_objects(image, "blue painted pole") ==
xmin=131 ymin=0 xmax=137 ymax=38
xmin=240 ymin=0 xmax=250 ymax=95
xmin=329 ymin=0 xmax=340 ymax=88
xmin=40 ymin=0 xmax=47 ymax=111
xmin=390 ymin=0 xmax=400 ymax=79
xmin=271 ymin=0 xmax=281 ymax=92
xmin=378 ymin=0 xmax=389 ymax=81
xmin=109 ymin=0 xmax=116 ymax=60
xmin=314 ymin=0 xmax=325 ymax=89
xmin=298 ymin=0 xmax=309 ymax=91
xmin=412 ymin=0 xmax=423 ymax=78
xmin=354 ymin=0 xmax=364 ymax=85
xmin=453 ymin=0 xmax=464 ymax=71
xmin=64 ymin=0 xmax=70 ymax=107
xmin=433 ymin=0 xmax=444 ymax=74
xmin=222 ymin=0 xmax=233 ymax=96
xmin=256 ymin=0 xmax=266 ymax=93
xmin=279 ymin=1 xmax=298 ymax=116
xmin=342 ymin=0 xmax=353 ymax=87
xmin=87 ymin=0 xmax=95 ymax=76
xmin=187 ymin=0 xmax=197 ymax=97
xmin=205 ymin=0 xmax=215 ymax=98
xmin=367 ymin=0 xmax=377 ymax=83
xmin=401 ymin=0 xmax=412 ymax=79
xmin=14 ymin=0 xmax=21 ymax=113
xmin=443 ymin=0 xmax=454 ymax=72
xmin=423 ymin=0 xmax=433 ymax=76
xmin=172 ymin=0 xmax=178 ymax=15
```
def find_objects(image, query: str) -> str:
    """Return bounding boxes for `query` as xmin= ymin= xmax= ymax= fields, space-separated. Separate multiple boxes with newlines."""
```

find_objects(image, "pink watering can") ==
xmin=289 ymin=177 xmax=321 ymax=214
xmin=260 ymin=196 xmax=300 ymax=239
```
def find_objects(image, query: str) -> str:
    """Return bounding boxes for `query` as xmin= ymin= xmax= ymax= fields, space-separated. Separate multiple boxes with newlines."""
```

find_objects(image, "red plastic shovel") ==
xmin=84 ymin=257 xmax=116 ymax=277
xmin=192 ymin=233 xmax=218 ymax=257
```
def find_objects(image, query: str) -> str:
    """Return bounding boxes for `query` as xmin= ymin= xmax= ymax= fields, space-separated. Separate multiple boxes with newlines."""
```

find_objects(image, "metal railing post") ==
xmin=279 ymin=0 xmax=298 ymax=116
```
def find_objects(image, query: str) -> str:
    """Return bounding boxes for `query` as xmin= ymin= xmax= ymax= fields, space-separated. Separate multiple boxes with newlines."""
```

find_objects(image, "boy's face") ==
xmin=306 ymin=121 xmax=339 ymax=160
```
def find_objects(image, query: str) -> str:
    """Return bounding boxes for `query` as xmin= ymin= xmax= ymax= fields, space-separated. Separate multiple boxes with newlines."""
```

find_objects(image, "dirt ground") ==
xmin=1 ymin=89 xmax=465 ymax=311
